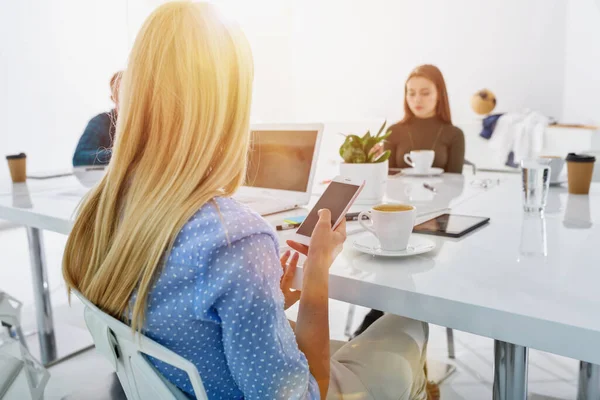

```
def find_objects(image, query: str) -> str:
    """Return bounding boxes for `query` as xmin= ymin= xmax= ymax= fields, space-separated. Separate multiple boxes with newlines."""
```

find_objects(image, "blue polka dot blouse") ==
xmin=138 ymin=197 xmax=320 ymax=399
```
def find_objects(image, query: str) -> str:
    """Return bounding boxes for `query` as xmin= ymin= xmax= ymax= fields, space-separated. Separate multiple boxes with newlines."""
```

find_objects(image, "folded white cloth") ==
xmin=489 ymin=110 xmax=549 ymax=165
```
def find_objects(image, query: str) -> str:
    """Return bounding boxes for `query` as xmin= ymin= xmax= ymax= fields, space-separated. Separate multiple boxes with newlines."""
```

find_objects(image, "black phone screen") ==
xmin=296 ymin=182 xmax=361 ymax=237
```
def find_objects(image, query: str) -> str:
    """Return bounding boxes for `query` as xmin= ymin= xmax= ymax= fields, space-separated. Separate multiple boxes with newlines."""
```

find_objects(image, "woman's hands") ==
xmin=287 ymin=209 xmax=344 ymax=399
xmin=280 ymin=250 xmax=302 ymax=310
xmin=286 ymin=209 xmax=347 ymax=271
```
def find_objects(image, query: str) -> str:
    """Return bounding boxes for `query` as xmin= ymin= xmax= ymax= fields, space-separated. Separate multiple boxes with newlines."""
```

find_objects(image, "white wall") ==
xmin=0 ymin=0 xmax=579 ymax=181
xmin=289 ymin=0 xmax=567 ymax=124
xmin=0 ymin=1 xmax=129 ymax=178
xmin=128 ymin=0 xmax=295 ymax=122
xmin=563 ymin=0 xmax=600 ymax=124
xmin=0 ymin=0 xmax=295 ymax=180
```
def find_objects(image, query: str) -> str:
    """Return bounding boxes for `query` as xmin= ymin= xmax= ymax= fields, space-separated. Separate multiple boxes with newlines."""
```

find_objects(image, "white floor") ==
xmin=0 ymin=224 xmax=581 ymax=399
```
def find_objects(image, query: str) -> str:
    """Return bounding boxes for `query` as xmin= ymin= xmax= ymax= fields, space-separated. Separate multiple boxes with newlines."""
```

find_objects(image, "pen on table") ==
xmin=276 ymin=223 xmax=300 ymax=231
xmin=276 ymin=213 xmax=364 ymax=230
xmin=423 ymin=183 xmax=437 ymax=193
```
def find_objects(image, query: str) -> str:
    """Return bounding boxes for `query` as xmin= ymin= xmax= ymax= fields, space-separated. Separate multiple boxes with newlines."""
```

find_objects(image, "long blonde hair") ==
xmin=63 ymin=1 xmax=254 ymax=332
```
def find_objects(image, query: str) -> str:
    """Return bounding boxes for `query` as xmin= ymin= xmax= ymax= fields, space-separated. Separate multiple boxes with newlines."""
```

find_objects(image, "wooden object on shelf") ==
xmin=548 ymin=123 xmax=600 ymax=130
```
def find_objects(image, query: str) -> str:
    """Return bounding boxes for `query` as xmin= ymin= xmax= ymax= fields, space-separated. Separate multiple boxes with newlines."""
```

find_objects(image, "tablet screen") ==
xmin=413 ymin=214 xmax=489 ymax=237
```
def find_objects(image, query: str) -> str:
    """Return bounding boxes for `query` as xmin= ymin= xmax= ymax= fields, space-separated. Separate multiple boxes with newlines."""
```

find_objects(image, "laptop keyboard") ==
xmin=235 ymin=195 xmax=264 ymax=204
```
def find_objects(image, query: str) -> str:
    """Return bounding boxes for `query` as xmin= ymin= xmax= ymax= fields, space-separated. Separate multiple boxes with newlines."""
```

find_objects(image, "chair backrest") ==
xmin=0 ymin=291 xmax=49 ymax=400
xmin=0 ymin=292 xmax=22 ymax=329
xmin=72 ymin=290 xmax=208 ymax=400
xmin=464 ymin=159 xmax=477 ymax=175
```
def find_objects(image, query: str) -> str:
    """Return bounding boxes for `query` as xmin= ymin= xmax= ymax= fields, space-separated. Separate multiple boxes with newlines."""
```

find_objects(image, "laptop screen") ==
xmin=245 ymin=129 xmax=319 ymax=192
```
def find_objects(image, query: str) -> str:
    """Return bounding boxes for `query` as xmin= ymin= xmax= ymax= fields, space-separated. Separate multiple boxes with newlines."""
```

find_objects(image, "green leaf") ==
xmin=346 ymin=135 xmax=363 ymax=148
xmin=375 ymin=120 xmax=387 ymax=138
xmin=339 ymin=136 xmax=350 ymax=158
xmin=373 ymin=150 xmax=391 ymax=163
xmin=366 ymin=151 xmax=374 ymax=163
xmin=380 ymin=129 xmax=392 ymax=142
xmin=340 ymin=134 xmax=369 ymax=163
xmin=341 ymin=143 xmax=356 ymax=162
xmin=363 ymin=137 xmax=379 ymax=159
xmin=352 ymin=149 xmax=367 ymax=163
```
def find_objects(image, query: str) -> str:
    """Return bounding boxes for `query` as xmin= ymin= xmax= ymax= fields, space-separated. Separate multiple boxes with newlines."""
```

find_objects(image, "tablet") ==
xmin=412 ymin=213 xmax=490 ymax=238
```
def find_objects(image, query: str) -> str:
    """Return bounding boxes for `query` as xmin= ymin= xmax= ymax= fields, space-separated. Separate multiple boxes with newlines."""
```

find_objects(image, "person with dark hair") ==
xmin=72 ymin=71 xmax=122 ymax=166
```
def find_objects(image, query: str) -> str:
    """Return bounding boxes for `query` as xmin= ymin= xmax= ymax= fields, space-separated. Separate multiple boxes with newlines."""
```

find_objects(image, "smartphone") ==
xmin=292 ymin=176 xmax=365 ymax=246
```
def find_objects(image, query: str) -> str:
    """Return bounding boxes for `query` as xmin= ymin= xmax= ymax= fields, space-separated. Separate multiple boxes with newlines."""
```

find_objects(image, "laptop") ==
xmin=234 ymin=123 xmax=324 ymax=216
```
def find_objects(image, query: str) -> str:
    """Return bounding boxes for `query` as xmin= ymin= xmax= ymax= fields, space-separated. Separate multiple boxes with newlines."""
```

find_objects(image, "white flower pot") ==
xmin=339 ymin=160 xmax=388 ymax=205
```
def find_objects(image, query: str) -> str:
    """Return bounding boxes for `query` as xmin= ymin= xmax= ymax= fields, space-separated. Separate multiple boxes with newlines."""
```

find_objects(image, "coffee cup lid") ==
xmin=566 ymin=153 xmax=595 ymax=163
xmin=6 ymin=153 xmax=26 ymax=160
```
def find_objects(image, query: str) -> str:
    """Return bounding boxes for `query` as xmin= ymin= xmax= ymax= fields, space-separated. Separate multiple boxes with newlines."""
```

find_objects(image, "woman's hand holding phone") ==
xmin=290 ymin=208 xmax=345 ymax=398
xmin=287 ymin=208 xmax=347 ymax=271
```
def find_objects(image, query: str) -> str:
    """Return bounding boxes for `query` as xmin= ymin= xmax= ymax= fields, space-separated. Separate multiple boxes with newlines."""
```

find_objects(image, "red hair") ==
xmin=400 ymin=64 xmax=452 ymax=124
xmin=109 ymin=71 xmax=123 ymax=104
xmin=109 ymin=71 xmax=123 ymax=92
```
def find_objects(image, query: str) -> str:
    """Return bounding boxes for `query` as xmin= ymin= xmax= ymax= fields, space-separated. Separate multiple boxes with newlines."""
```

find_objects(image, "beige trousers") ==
xmin=327 ymin=314 xmax=429 ymax=400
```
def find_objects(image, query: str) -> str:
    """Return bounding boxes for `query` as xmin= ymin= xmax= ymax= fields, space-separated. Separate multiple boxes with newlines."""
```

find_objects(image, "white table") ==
xmin=274 ymin=174 xmax=600 ymax=400
xmin=1 ymin=173 xmax=599 ymax=399
xmin=0 ymin=177 xmax=92 ymax=366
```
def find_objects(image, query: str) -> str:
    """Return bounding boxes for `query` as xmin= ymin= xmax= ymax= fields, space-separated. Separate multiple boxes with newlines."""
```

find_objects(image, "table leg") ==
xmin=26 ymin=227 xmax=57 ymax=365
xmin=344 ymin=304 xmax=356 ymax=338
xmin=493 ymin=340 xmax=528 ymax=400
xmin=446 ymin=327 xmax=456 ymax=359
xmin=577 ymin=362 xmax=600 ymax=400
xmin=25 ymin=227 xmax=93 ymax=367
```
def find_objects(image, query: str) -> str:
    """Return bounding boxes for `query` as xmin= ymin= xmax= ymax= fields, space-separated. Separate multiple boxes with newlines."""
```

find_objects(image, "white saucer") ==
xmin=550 ymin=180 xmax=567 ymax=187
xmin=352 ymin=235 xmax=436 ymax=257
xmin=401 ymin=167 xmax=444 ymax=177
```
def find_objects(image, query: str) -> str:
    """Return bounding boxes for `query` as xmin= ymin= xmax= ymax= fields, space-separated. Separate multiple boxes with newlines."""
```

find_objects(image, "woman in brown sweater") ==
xmin=387 ymin=64 xmax=465 ymax=173
xmin=355 ymin=65 xmax=465 ymax=400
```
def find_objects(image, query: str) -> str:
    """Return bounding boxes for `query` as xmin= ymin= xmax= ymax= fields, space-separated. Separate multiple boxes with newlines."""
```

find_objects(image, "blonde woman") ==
xmin=62 ymin=2 xmax=429 ymax=399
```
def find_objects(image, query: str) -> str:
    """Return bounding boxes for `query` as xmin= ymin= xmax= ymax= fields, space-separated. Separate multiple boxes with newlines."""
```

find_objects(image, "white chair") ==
xmin=0 ymin=292 xmax=27 ymax=349
xmin=72 ymin=290 xmax=208 ymax=400
xmin=0 ymin=291 xmax=49 ymax=400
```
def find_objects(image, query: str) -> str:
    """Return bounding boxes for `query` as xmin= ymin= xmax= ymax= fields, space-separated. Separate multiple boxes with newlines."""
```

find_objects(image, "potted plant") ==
xmin=339 ymin=121 xmax=392 ymax=204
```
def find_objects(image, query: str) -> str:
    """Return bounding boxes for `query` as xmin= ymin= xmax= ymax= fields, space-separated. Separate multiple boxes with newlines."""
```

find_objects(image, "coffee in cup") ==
xmin=566 ymin=153 xmax=595 ymax=195
xmin=6 ymin=153 xmax=27 ymax=183
xmin=358 ymin=203 xmax=416 ymax=251
xmin=538 ymin=155 xmax=565 ymax=183
xmin=404 ymin=150 xmax=435 ymax=173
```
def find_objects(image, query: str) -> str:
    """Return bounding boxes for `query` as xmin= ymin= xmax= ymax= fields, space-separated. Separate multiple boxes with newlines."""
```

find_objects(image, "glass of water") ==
xmin=521 ymin=160 xmax=550 ymax=213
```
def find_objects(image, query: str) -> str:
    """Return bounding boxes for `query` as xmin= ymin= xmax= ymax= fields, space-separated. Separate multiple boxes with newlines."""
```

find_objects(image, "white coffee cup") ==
xmin=404 ymin=150 xmax=435 ymax=173
xmin=538 ymin=155 xmax=565 ymax=183
xmin=358 ymin=204 xmax=416 ymax=251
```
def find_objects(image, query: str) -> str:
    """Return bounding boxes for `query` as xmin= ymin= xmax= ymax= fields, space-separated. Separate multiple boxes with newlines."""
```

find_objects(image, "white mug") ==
xmin=538 ymin=155 xmax=565 ymax=182
xmin=404 ymin=150 xmax=435 ymax=173
xmin=358 ymin=204 xmax=416 ymax=251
